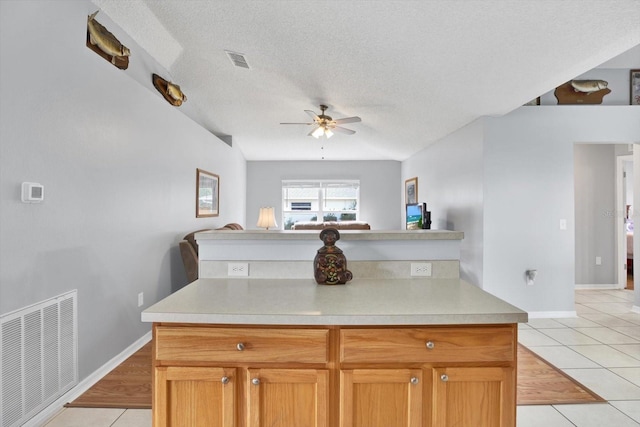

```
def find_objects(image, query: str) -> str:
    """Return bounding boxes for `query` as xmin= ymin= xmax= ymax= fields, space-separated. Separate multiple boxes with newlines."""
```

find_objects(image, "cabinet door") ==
xmin=340 ymin=369 xmax=423 ymax=427
xmin=432 ymin=366 xmax=514 ymax=427
xmin=154 ymin=366 xmax=235 ymax=427
xmin=247 ymin=368 xmax=329 ymax=427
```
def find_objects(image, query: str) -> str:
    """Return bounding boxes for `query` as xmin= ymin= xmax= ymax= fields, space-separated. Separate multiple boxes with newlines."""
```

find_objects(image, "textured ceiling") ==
xmin=93 ymin=0 xmax=640 ymax=161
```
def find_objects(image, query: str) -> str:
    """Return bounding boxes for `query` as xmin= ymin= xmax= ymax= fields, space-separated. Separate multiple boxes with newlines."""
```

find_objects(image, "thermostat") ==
xmin=21 ymin=182 xmax=44 ymax=203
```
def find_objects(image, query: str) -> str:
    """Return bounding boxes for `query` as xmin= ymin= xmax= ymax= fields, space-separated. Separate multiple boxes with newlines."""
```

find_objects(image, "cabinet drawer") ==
xmin=340 ymin=326 xmax=515 ymax=363
xmin=156 ymin=326 xmax=329 ymax=363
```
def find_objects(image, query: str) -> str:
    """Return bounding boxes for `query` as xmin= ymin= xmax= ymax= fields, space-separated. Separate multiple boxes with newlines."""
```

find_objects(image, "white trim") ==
xmin=575 ymin=284 xmax=620 ymax=290
xmin=632 ymin=305 xmax=640 ymax=314
xmin=24 ymin=331 xmax=152 ymax=427
xmin=527 ymin=311 xmax=578 ymax=319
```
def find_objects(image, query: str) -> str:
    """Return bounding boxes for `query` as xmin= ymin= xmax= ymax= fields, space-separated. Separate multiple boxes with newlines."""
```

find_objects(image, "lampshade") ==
xmin=256 ymin=207 xmax=277 ymax=230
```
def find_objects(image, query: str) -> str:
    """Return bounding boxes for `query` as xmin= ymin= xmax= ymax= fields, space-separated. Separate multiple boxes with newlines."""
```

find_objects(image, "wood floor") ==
xmin=65 ymin=341 xmax=605 ymax=409
xmin=516 ymin=344 xmax=604 ymax=405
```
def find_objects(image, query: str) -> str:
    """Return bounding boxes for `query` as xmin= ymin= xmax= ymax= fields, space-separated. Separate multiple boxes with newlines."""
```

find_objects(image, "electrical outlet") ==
xmin=410 ymin=262 xmax=432 ymax=277
xmin=596 ymin=256 xmax=602 ymax=265
xmin=137 ymin=292 xmax=144 ymax=307
xmin=228 ymin=262 xmax=249 ymax=277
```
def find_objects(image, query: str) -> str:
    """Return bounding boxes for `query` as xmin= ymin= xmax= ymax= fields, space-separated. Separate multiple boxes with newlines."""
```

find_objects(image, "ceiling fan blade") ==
xmin=332 ymin=126 xmax=356 ymax=135
xmin=333 ymin=116 xmax=361 ymax=124
xmin=280 ymin=122 xmax=314 ymax=125
xmin=305 ymin=110 xmax=320 ymax=122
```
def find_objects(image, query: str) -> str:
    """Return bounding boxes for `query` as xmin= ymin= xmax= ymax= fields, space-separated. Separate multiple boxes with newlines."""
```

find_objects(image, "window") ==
xmin=282 ymin=180 xmax=360 ymax=230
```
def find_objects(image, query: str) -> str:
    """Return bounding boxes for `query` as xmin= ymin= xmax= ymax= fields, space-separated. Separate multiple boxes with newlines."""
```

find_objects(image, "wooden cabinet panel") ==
xmin=340 ymin=326 xmax=514 ymax=363
xmin=340 ymin=369 xmax=422 ymax=427
xmin=246 ymin=368 xmax=329 ymax=427
xmin=154 ymin=366 xmax=235 ymax=427
xmin=156 ymin=326 xmax=329 ymax=363
xmin=432 ymin=366 xmax=514 ymax=427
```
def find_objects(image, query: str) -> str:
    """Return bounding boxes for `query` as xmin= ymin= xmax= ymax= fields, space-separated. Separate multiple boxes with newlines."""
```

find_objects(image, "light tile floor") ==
xmin=44 ymin=289 xmax=640 ymax=427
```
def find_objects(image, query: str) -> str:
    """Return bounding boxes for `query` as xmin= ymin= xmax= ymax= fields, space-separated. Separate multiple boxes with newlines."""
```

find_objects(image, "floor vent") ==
xmin=1 ymin=291 xmax=77 ymax=427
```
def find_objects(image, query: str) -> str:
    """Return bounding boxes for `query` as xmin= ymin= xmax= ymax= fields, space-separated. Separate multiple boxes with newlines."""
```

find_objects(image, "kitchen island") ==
xmin=143 ymin=277 xmax=527 ymax=427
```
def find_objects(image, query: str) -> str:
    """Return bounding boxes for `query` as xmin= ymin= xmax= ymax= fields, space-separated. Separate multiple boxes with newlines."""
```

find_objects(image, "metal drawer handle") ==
xmin=252 ymin=378 xmax=260 ymax=386
xmin=440 ymin=374 xmax=449 ymax=382
xmin=410 ymin=377 xmax=419 ymax=385
xmin=221 ymin=376 xmax=230 ymax=384
xmin=236 ymin=343 xmax=245 ymax=351
xmin=426 ymin=341 xmax=435 ymax=349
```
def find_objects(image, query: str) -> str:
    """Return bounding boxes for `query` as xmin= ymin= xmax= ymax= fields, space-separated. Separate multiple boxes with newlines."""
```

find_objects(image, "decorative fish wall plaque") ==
xmin=554 ymin=80 xmax=610 ymax=105
xmin=86 ymin=11 xmax=130 ymax=70
xmin=570 ymin=80 xmax=608 ymax=93
xmin=152 ymin=74 xmax=188 ymax=107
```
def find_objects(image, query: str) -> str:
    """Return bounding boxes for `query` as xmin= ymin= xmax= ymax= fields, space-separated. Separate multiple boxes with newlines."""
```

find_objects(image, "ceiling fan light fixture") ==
xmin=311 ymin=126 xmax=324 ymax=138
xmin=324 ymin=128 xmax=334 ymax=138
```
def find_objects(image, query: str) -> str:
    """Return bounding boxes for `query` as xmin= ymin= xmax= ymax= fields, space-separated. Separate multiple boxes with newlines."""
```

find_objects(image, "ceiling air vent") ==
xmin=225 ymin=50 xmax=250 ymax=69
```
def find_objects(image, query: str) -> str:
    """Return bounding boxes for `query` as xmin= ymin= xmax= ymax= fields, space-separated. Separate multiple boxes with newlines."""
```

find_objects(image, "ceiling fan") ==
xmin=280 ymin=105 xmax=361 ymax=139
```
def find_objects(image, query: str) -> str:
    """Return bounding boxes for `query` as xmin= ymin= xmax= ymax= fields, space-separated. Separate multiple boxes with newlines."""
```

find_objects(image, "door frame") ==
xmin=616 ymin=154 xmax=633 ymax=289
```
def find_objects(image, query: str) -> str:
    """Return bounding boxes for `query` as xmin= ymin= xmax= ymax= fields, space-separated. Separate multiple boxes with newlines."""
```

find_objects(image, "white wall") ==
xmin=246 ymin=161 xmax=401 ymax=230
xmin=0 ymin=0 xmax=246 ymax=379
xmin=574 ymin=144 xmax=617 ymax=285
xmin=484 ymin=107 xmax=640 ymax=314
xmin=401 ymin=120 xmax=484 ymax=286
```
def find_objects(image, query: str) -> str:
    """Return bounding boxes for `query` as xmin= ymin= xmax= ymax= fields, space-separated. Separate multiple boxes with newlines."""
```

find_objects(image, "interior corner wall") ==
xmin=246 ymin=161 xmax=401 ymax=230
xmin=0 ymin=0 xmax=246 ymax=380
xmin=401 ymin=120 xmax=484 ymax=287
xmin=484 ymin=106 xmax=640 ymax=314
xmin=574 ymin=144 xmax=617 ymax=285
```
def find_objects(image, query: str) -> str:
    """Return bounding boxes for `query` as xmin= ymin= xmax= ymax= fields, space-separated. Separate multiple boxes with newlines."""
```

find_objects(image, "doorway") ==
xmin=617 ymin=154 xmax=634 ymax=290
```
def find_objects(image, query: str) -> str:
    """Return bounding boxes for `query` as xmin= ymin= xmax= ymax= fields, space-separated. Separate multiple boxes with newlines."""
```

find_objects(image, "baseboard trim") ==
xmin=527 ymin=311 xmax=577 ymax=319
xmin=24 ymin=331 xmax=152 ymax=427
xmin=574 ymin=284 xmax=623 ymax=290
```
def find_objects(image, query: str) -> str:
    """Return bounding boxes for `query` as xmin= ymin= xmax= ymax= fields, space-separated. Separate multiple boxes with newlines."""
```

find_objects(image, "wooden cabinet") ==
xmin=432 ymin=367 xmax=514 ymax=427
xmin=340 ymin=369 xmax=423 ymax=427
xmin=247 ymin=368 xmax=328 ymax=427
xmin=154 ymin=366 xmax=235 ymax=427
xmin=152 ymin=324 xmax=517 ymax=427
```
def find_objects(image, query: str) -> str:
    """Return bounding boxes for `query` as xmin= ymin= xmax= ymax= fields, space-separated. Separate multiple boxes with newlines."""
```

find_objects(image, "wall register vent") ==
xmin=1 ymin=291 xmax=77 ymax=427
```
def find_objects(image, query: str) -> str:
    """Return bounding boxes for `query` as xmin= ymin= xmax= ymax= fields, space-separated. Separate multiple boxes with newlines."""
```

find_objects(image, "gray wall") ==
xmin=574 ymin=144 xmax=616 ymax=285
xmin=401 ymin=120 xmax=484 ymax=286
xmin=246 ymin=161 xmax=401 ymax=230
xmin=483 ymin=107 xmax=640 ymax=314
xmin=0 ymin=0 xmax=246 ymax=379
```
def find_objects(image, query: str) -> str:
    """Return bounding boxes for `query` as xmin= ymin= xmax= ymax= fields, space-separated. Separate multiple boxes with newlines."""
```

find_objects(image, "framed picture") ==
xmin=631 ymin=69 xmax=640 ymax=105
xmin=196 ymin=168 xmax=219 ymax=218
xmin=405 ymin=177 xmax=418 ymax=204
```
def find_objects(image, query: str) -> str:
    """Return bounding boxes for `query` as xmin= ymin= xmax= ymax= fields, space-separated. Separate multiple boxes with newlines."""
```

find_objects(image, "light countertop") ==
xmin=142 ymin=278 xmax=527 ymax=325
xmin=195 ymin=229 xmax=464 ymax=241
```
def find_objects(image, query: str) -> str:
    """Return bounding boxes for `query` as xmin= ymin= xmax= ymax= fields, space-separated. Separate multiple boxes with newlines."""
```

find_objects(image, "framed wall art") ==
xmin=405 ymin=177 xmax=418 ymax=205
xmin=196 ymin=168 xmax=219 ymax=218
xmin=631 ymin=69 xmax=640 ymax=105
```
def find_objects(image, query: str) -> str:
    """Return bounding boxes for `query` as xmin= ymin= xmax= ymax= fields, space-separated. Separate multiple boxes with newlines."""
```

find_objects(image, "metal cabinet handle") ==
xmin=440 ymin=374 xmax=449 ymax=382
xmin=236 ymin=343 xmax=245 ymax=351
xmin=221 ymin=376 xmax=229 ymax=384
xmin=410 ymin=377 xmax=419 ymax=385
xmin=251 ymin=378 xmax=260 ymax=385
xmin=426 ymin=341 xmax=435 ymax=349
